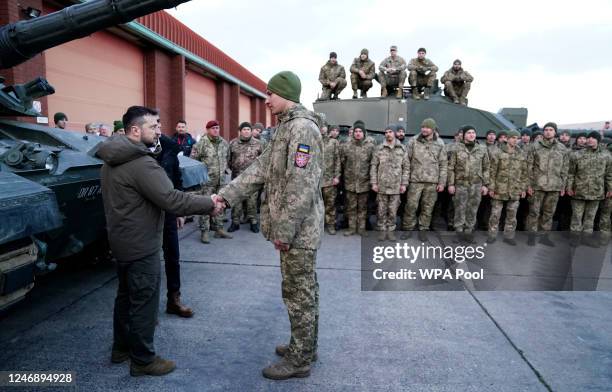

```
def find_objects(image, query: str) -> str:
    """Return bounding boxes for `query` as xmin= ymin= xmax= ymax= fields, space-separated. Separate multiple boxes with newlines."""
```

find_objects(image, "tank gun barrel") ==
xmin=0 ymin=0 xmax=190 ymax=69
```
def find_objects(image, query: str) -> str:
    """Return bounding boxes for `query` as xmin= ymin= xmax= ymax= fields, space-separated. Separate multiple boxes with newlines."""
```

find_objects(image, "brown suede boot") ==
xmin=381 ymin=87 xmax=388 ymax=97
xmin=111 ymin=349 xmax=129 ymax=364
xmin=166 ymin=292 xmax=194 ymax=318
xmin=396 ymin=85 xmax=403 ymax=98
xmin=214 ymin=229 xmax=233 ymax=239
xmin=200 ymin=231 xmax=210 ymax=244
xmin=130 ymin=356 xmax=176 ymax=377
xmin=262 ymin=357 xmax=310 ymax=380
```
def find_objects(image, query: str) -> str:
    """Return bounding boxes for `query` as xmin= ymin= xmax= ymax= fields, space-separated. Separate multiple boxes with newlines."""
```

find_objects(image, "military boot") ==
xmin=539 ymin=234 xmax=555 ymax=247
xmin=417 ymin=230 xmax=428 ymax=242
xmin=377 ymin=231 xmax=386 ymax=241
xmin=459 ymin=96 xmax=468 ymax=106
xmin=503 ymin=237 xmax=517 ymax=246
xmin=527 ymin=233 xmax=536 ymax=246
xmin=486 ymin=233 xmax=496 ymax=243
xmin=358 ymin=225 xmax=369 ymax=237
xmin=328 ymin=225 xmax=336 ymax=235
xmin=250 ymin=222 xmax=260 ymax=233
xmin=130 ymin=356 xmax=176 ymax=377
xmin=396 ymin=85 xmax=403 ymax=98
xmin=166 ymin=291 xmax=194 ymax=318
xmin=344 ymin=227 xmax=356 ymax=236
xmin=262 ymin=357 xmax=311 ymax=380
xmin=361 ymin=90 xmax=367 ymax=98
xmin=111 ymin=349 xmax=129 ymax=364
xmin=214 ymin=229 xmax=233 ymax=239
xmin=381 ymin=87 xmax=388 ymax=97
xmin=423 ymin=87 xmax=431 ymax=100
xmin=227 ymin=222 xmax=240 ymax=232
xmin=275 ymin=344 xmax=318 ymax=362
xmin=352 ymin=90 xmax=358 ymax=99
xmin=452 ymin=96 xmax=460 ymax=104
xmin=400 ymin=231 xmax=412 ymax=240
xmin=387 ymin=231 xmax=396 ymax=241
xmin=200 ymin=231 xmax=210 ymax=244
xmin=463 ymin=232 xmax=476 ymax=244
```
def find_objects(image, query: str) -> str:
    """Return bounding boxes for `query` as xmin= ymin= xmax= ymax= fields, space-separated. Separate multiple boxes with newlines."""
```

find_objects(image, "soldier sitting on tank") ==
xmin=407 ymin=47 xmax=438 ymax=100
xmin=378 ymin=45 xmax=407 ymax=98
xmin=350 ymin=48 xmax=376 ymax=99
xmin=441 ymin=59 xmax=473 ymax=105
xmin=318 ymin=51 xmax=347 ymax=100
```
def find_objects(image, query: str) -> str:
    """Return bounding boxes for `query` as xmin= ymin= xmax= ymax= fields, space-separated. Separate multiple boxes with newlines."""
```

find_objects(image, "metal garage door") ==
xmin=185 ymin=69 xmax=216 ymax=138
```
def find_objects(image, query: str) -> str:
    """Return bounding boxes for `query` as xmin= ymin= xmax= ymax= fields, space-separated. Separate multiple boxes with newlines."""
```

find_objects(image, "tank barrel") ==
xmin=0 ymin=0 xmax=190 ymax=69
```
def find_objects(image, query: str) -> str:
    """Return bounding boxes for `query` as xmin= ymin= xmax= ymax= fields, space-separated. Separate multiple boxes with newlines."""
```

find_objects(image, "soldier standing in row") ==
xmin=559 ymin=130 xmax=572 ymax=149
xmin=342 ymin=120 xmax=375 ymax=236
xmin=370 ymin=125 xmax=409 ymax=241
xmin=573 ymin=132 xmax=587 ymax=150
xmin=407 ymin=48 xmax=438 ymax=100
xmin=518 ymin=129 xmax=531 ymax=151
xmin=395 ymin=124 xmax=408 ymax=145
xmin=441 ymin=59 xmax=473 ymax=105
xmin=598 ymin=143 xmax=612 ymax=242
xmin=191 ymin=120 xmax=233 ymax=243
xmin=228 ymin=122 xmax=264 ymax=233
xmin=321 ymin=124 xmax=341 ymax=234
xmin=350 ymin=48 xmax=376 ymax=99
xmin=318 ymin=52 xmax=346 ymax=100
xmin=401 ymin=118 xmax=447 ymax=241
xmin=448 ymin=125 xmax=489 ymax=243
xmin=526 ymin=122 xmax=568 ymax=246
xmin=252 ymin=122 xmax=268 ymax=149
xmin=378 ymin=45 xmax=407 ymax=98
xmin=487 ymin=130 xmax=528 ymax=245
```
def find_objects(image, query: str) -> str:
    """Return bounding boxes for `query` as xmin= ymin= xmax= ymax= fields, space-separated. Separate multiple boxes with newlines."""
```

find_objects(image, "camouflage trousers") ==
xmin=322 ymin=186 xmax=337 ymax=227
xmin=321 ymin=79 xmax=347 ymax=99
xmin=230 ymin=191 xmax=258 ymax=224
xmin=443 ymin=81 xmax=471 ymax=99
xmin=346 ymin=191 xmax=369 ymax=231
xmin=280 ymin=248 xmax=319 ymax=367
xmin=409 ymin=71 xmax=437 ymax=88
xmin=489 ymin=199 xmax=520 ymax=239
xmin=199 ymin=183 xmax=224 ymax=232
xmin=570 ymin=199 xmax=600 ymax=233
xmin=402 ymin=183 xmax=438 ymax=231
xmin=376 ymin=194 xmax=401 ymax=231
xmin=599 ymin=198 xmax=612 ymax=233
xmin=527 ymin=190 xmax=560 ymax=232
xmin=350 ymin=74 xmax=373 ymax=93
xmin=453 ymin=184 xmax=483 ymax=233
xmin=379 ymin=71 xmax=407 ymax=89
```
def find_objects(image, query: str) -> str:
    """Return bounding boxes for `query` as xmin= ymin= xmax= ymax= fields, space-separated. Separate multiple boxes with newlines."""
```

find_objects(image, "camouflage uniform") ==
xmin=407 ymin=58 xmax=438 ymax=89
xmin=321 ymin=134 xmax=341 ymax=228
xmin=402 ymin=134 xmax=447 ymax=231
xmin=228 ymin=136 xmax=263 ymax=224
xmin=378 ymin=55 xmax=407 ymax=93
xmin=448 ymin=142 xmax=490 ymax=233
xmin=218 ymin=104 xmax=323 ymax=367
xmin=341 ymin=136 xmax=375 ymax=233
xmin=191 ymin=135 xmax=230 ymax=232
xmin=488 ymin=144 xmax=528 ymax=239
xmin=350 ymin=51 xmax=376 ymax=97
xmin=440 ymin=67 xmax=473 ymax=103
xmin=370 ymin=140 xmax=409 ymax=232
xmin=567 ymin=146 xmax=612 ymax=233
xmin=319 ymin=61 xmax=347 ymax=100
xmin=526 ymin=139 xmax=568 ymax=232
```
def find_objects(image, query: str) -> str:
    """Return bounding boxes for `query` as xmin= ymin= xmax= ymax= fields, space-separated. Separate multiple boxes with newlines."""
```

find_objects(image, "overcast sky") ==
xmin=168 ymin=0 xmax=612 ymax=126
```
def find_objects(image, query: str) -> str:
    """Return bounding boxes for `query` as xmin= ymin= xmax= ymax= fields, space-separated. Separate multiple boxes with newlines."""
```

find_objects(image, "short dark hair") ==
xmin=122 ymin=106 xmax=159 ymax=133
xmin=176 ymin=120 xmax=187 ymax=126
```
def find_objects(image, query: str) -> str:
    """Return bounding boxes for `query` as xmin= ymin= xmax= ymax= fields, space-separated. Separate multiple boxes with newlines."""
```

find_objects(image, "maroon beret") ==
xmin=206 ymin=120 xmax=220 ymax=129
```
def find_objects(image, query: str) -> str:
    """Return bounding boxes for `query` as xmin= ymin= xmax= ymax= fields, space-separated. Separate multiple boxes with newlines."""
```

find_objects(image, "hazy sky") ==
xmin=168 ymin=0 xmax=612 ymax=125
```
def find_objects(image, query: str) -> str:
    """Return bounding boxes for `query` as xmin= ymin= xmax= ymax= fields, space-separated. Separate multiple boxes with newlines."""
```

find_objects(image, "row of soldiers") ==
xmin=320 ymin=119 xmax=612 ymax=245
xmin=319 ymin=46 xmax=473 ymax=104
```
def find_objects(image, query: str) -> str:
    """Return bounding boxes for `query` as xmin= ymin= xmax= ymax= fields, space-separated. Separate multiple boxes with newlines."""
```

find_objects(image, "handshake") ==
xmin=210 ymin=194 xmax=228 ymax=216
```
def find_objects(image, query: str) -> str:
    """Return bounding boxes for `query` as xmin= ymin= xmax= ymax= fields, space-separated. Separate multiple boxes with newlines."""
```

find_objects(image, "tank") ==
xmin=0 ymin=0 xmax=194 ymax=311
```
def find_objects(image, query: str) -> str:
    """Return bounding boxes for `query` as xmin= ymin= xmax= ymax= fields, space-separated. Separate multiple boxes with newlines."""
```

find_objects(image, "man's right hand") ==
xmin=372 ymin=184 xmax=379 ymax=193
xmin=359 ymin=70 xmax=366 ymax=79
xmin=210 ymin=194 xmax=226 ymax=216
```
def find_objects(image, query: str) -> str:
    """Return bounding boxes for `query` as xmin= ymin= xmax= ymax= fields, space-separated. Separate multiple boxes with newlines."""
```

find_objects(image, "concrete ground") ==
xmin=1 ymin=222 xmax=611 ymax=391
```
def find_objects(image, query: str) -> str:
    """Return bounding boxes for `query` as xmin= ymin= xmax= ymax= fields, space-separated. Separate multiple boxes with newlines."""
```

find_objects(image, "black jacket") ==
xmin=156 ymin=135 xmax=183 ymax=190
xmin=171 ymin=132 xmax=195 ymax=158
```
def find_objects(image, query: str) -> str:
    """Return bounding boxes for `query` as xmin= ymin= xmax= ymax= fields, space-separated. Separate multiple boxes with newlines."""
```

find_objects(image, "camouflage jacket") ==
xmin=407 ymin=58 xmax=439 ymax=73
xmin=379 ymin=56 xmax=407 ymax=73
xmin=190 ymin=135 xmax=230 ymax=186
xmin=322 ymin=135 xmax=341 ymax=187
xmin=406 ymin=134 xmax=447 ymax=185
xmin=567 ymin=146 xmax=612 ymax=200
xmin=350 ymin=57 xmax=376 ymax=79
xmin=254 ymin=135 xmax=269 ymax=150
xmin=319 ymin=61 xmax=346 ymax=86
xmin=489 ymin=144 xmax=528 ymax=201
xmin=527 ymin=139 xmax=568 ymax=191
xmin=341 ymin=137 xmax=376 ymax=193
xmin=228 ymin=136 xmax=263 ymax=178
xmin=218 ymin=104 xmax=323 ymax=250
xmin=485 ymin=142 xmax=498 ymax=157
xmin=448 ymin=142 xmax=490 ymax=187
xmin=370 ymin=140 xmax=409 ymax=194
xmin=441 ymin=68 xmax=473 ymax=84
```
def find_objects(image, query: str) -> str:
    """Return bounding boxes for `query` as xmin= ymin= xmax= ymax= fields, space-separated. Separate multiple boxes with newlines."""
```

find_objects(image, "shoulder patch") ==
xmin=295 ymin=144 xmax=311 ymax=168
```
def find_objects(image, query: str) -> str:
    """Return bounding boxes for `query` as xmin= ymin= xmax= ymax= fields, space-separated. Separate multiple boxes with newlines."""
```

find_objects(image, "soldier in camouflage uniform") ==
xmin=526 ymin=122 xmax=568 ymax=246
xmin=228 ymin=122 xmax=264 ymax=233
xmin=318 ymin=52 xmax=347 ymax=100
xmin=441 ymin=59 xmax=473 ymax=105
xmin=559 ymin=130 xmax=572 ymax=149
xmin=401 ymin=118 xmax=447 ymax=241
xmin=573 ymin=132 xmax=587 ymax=151
xmin=598 ymin=143 xmax=612 ymax=241
xmin=395 ymin=124 xmax=408 ymax=145
xmin=190 ymin=120 xmax=233 ymax=243
xmin=448 ymin=125 xmax=490 ymax=242
xmin=350 ymin=48 xmax=376 ymax=98
xmin=321 ymin=124 xmax=341 ymax=234
xmin=341 ymin=120 xmax=375 ymax=236
xmin=518 ymin=129 xmax=531 ymax=151
xmin=378 ymin=45 xmax=407 ymax=98
xmin=252 ymin=122 xmax=268 ymax=149
xmin=487 ymin=130 xmax=528 ymax=245
xmin=407 ymin=47 xmax=438 ymax=100
xmin=217 ymin=71 xmax=323 ymax=380
xmin=566 ymin=131 xmax=612 ymax=246
xmin=370 ymin=125 xmax=409 ymax=241
xmin=329 ymin=125 xmax=340 ymax=140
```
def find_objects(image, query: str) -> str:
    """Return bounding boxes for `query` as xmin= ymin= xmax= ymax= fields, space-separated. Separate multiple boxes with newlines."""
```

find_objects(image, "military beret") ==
xmin=497 ymin=130 xmax=508 ymax=137
xmin=520 ymin=129 xmax=532 ymax=136
xmin=421 ymin=118 xmax=437 ymax=130
xmin=390 ymin=45 xmax=397 ymax=51
xmin=113 ymin=120 xmax=124 ymax=132
xmin=54 ymin=112 xmax=67 ymax=123
xmin=239 ymin=121 xmax=252 ymax=130
xmin=543 ymin=122 xmax=558 ymax=132
xmin=587 ymin=131 xmax=602 ymax=142
xmin=418 ymin=47 xmax=427 ymax=53
xmin=252 ymin=122 xmax=264 ymax=130
xmin=576 ymin=132 xmax=587 ymax=139
xmin=206 ymin=120 xmax=220 ymax=129
xmin=507 ymin=130 xmax=521 ymax=138
xmin=385 ymin=124 xmax=398 ymax=132
xmin=486 ymin=129 xmax=496 ymax=136
xmin=329 ymin=51 xmax=337 ymax=59
xmin=353 ymin=120 xmax=366 ymax=131
xmin=267 ymin=71 xmax=301 ymax=103
xmin=361 ymin=48 xmax=369 ymax=55
xmin=453 ymin=59 xmax=462 ymax=65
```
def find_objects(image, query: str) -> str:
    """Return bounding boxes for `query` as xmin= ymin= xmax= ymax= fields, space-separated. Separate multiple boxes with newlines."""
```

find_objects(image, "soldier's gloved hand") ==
xmin=448 ymin=185 xmax=456 ymax=195
xmin=372 ymin=184 xmax=379 ymax=193
xmin=400 ymin=185 xmax=407 ymax=194
xmin=332 ymin=177 xmax=340 ymax=186
xmin=436 ymin=184 xmax=445 ymax=192
xmin=481 ymin=186 xmax=488 ymax=195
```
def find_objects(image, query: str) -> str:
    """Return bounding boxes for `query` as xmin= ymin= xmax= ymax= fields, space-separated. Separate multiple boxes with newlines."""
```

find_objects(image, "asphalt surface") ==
xmin=1 ymin=221 xmax=611 ymax=392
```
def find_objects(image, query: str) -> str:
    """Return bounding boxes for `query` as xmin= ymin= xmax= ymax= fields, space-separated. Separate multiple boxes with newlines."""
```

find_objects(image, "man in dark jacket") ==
xmin=171 ymin=119 xmax=195 ymax=157
xmin=97 ymin=106 xmax=220 ymax=377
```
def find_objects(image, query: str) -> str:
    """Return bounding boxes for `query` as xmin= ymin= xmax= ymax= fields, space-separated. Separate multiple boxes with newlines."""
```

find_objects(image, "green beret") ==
xmin=543 ymin=122 xmax=558 ymax=132
xmin=507 ymin=130 xmax=521 ymax=138
xmin=497 ymin=130 xmax=508 ymax=137
xmin=239 ymin=121 xmax=252 ymax=130
xmin=353 ymin=120 xmax=365 ymax=131
xmin=421 ymin=118 xmax=437 ymax=130
xmin=267 ymin=71 xmax=301 ymax=103
xmin=113 ymin=120 xmax=124 ymax=132
xmin=587 ymin=131 xmax=602 ymax=142
xmin=54 ymin=112 xmax=67 ymax=123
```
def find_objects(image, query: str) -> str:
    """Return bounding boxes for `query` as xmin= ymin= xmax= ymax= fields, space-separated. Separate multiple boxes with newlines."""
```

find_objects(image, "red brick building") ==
xmin=0 ymin=0 xmax=273 ymax=140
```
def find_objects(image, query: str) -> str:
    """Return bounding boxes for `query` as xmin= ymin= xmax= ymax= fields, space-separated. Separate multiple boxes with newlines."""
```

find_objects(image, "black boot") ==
xmin=227 ymin=222 xmax=240 ymax=232
xmin=250 ymin=222 xmax=260 ymax=233
xmin=539 ymin=234 xmax=555 ymax=247
xmin=527 ymin=233 xmax=536 ymax=246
